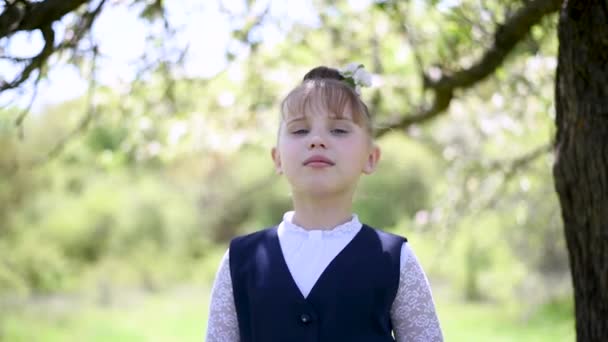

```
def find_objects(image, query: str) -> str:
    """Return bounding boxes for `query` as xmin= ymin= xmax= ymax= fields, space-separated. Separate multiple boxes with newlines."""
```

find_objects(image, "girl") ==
xmin=206 ymin=65 xmax=443 ymax=341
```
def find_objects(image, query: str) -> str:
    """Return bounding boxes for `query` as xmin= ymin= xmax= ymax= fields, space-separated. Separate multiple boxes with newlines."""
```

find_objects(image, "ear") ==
xmin=271 ymin=147 xmax=283 ymax=174
xmin=362 ymin=144 xmax=381 ymax=174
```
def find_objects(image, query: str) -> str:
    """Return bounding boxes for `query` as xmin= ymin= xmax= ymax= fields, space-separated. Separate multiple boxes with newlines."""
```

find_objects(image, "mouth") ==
xmin=303 ymin=155 xmax=335 ymax=167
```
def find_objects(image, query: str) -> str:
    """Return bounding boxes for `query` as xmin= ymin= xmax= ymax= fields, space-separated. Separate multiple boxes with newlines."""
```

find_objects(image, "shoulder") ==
xmin=361 ymin=223 xmax=408 ymax=245
xmin=360 ymin=224 xmax=408 ymax=261
xmin=228 ymin=227 xmax=277 ymax=277
xmin=229 ymin=226 xmax=277 ymax=255
xmin=230 ymin=226 xmax=276 ymax=245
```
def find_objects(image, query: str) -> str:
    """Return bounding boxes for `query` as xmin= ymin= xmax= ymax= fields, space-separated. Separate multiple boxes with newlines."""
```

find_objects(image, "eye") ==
xmin=331 ymin=128 xmax=349 ymax=135
xmin=291 ymin=129 xmax=309 ymax=135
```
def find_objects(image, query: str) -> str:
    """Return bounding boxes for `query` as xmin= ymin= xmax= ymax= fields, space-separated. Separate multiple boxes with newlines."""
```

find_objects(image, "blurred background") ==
xmin=0 ymin=0 xmax=573 ymax=341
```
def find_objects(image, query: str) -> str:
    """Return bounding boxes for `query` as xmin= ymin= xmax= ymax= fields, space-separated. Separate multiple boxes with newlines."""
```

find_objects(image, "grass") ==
xmin=439 ymin=296 xmax=574 ymax=342
xmin=0 ymin=286 xmax=210 ymax=342
xmin=0 ymin=286 xmax=574 ymax=341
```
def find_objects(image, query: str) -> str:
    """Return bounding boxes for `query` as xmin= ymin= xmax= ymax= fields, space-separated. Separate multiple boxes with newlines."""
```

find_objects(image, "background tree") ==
xmin=554 ymin=1 xmax=608 ymax=340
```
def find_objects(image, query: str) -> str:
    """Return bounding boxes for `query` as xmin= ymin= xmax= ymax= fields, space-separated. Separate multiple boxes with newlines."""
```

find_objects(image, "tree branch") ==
xmin=0 ymin=0 xmax=88 ymax=38
xmin=376 ymin=0 xmax=561 ymax=138
xmin=5 ymin=0 xmax=106 ymax=129
xmin=426 ymin=0 xmax=560 ymax=90
xmin=57 ymin=0 xmax=106 ymax=51
xmin=486 ymin=142 xmax=554 ymax=178
xmin=0 ymin=24 xmax=54 ymax=92
xmin=28 ymin=44 xmax=99 ymax=169
xmin=14 ymin=69 xmax=42 ymax=137
xmin=428 ymin=141 xmax=554 ymax=264
xmin=0 ymin=0 xmax=103 ymax=93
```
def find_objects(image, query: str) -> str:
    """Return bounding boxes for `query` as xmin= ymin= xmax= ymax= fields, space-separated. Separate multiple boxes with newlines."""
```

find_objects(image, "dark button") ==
xmin=300 ymin=313 xmax=312 ymax=324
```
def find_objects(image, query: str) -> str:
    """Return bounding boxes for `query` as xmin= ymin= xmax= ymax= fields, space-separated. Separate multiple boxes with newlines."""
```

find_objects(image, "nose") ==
xmin=308 ymin=134 xmax=326 ymax=149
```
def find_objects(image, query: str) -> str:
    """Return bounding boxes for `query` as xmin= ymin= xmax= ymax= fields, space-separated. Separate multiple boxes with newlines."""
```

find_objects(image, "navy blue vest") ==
xmin=229 ymin=224 xmax=406 ymax=342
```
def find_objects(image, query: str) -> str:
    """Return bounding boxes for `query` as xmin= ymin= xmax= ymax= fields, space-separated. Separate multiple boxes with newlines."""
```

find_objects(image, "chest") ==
xmin=242 ymin=227 xmax=400 ymax=307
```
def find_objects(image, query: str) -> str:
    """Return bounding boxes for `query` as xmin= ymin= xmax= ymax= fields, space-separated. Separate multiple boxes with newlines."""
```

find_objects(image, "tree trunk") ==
xmin=553 ymin=1 xmax=608 ymax=340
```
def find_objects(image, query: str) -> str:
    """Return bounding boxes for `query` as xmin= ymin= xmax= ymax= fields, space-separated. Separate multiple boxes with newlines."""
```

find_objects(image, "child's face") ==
xmin=271 ymin=105 xmax=380 ymax=198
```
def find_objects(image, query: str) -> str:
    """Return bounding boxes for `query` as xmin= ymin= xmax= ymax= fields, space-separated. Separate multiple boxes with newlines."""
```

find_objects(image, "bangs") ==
xmin=280 ymin=79 xmax=371 ymax=128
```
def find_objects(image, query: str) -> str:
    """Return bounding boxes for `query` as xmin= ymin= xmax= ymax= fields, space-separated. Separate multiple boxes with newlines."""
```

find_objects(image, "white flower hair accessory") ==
xmin=339 ymin=63 xmax=372 ymax=95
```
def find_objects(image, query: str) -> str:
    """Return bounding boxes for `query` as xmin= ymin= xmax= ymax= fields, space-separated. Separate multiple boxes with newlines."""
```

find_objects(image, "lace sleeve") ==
xmin=390 ymin=243 xmax=444 ymax=342
xmin=205 ymin=250 xmax=240 ymax=342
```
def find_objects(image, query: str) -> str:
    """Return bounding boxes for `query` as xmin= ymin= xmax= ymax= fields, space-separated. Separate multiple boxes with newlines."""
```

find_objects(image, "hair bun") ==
xmin=302 ymin=66 xmax=344 ymax=82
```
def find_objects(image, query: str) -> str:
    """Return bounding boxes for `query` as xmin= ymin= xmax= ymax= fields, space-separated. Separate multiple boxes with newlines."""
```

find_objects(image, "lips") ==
xmin=303 ymin=155 xmax=335 ymax=166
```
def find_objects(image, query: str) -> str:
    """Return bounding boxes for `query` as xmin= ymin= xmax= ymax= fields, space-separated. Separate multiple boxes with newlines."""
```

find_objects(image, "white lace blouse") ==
xmin=206 ymin=212 xmax=444 ymax=341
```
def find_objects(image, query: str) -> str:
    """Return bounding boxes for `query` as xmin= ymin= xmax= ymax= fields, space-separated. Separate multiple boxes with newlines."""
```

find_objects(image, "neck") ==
xmin=290 ymin=191 xmax=354 ymax=230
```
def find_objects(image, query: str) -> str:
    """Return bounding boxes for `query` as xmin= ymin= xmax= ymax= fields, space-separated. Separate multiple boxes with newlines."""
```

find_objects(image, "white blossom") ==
xmin=340 ymin=62 xmax=362 ymax=75
xmin=338 ymin=62 xmax=373 ymax=95
xmin=353 ymin=68 xmax=372 ymax=87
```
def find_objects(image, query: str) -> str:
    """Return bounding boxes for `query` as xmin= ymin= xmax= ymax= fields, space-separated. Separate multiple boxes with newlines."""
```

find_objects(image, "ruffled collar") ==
xmin=279 ymin=211 xmax=362 ymax=238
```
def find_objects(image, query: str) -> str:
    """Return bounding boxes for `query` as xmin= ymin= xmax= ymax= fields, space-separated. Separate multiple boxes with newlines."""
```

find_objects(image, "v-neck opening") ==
xmin=270 ymin=225 xmax=367 ymax=301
